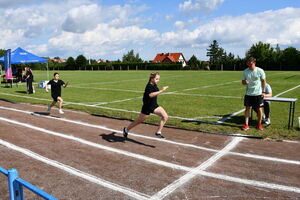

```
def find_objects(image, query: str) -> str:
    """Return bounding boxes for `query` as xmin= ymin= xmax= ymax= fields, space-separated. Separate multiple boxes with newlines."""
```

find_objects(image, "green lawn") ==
xmin=1 ymin=70 xmax=299 ymax=140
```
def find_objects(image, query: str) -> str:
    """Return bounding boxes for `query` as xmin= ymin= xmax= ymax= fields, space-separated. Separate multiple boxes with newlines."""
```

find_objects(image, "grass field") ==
xmin=0 ymin=70 xmax=299 ymax=140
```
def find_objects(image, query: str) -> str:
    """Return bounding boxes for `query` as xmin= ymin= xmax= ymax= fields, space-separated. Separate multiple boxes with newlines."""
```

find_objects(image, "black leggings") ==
xmin=264 ymin=101 xmax=270 ymax=118
xmin=26 ymin=78 xmax=33 ymax=94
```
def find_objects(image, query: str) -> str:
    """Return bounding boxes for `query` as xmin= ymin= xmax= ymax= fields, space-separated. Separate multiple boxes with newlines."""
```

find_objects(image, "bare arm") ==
xmin=263 ymin=92 xmax=272 ymax=98
xmin=149 ymin=86 xmax=169 ymax=98
xmin=45 ymin=84 xmax=49 ymax=93
xmin=261 ymin=79 xmax=266 ymax=94
xmin=242 ymin=80 xmax=249 ymax=85
xmin=63 ymin=82 xmax=68 ymax=88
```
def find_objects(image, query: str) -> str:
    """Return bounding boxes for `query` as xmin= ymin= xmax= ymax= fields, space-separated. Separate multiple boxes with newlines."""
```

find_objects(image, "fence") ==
xmin=0 ymin=167 xmax=57 ymax=200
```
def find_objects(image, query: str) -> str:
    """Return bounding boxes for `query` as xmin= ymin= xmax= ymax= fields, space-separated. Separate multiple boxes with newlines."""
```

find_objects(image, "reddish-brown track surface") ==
xmin=0 ymin=100 xmax=299 ymax=200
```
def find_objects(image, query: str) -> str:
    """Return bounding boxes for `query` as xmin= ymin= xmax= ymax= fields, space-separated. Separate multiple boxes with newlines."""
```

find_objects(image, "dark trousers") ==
xmin=27 ymin=78 xmax=33 ymax=94
xmin=264 ymin=101 xmax=270 ymax=118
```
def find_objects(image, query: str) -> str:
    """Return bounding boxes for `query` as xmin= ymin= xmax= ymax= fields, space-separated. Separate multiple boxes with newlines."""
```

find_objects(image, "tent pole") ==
xmin=46 ymin=63 xmax=49 ymax=80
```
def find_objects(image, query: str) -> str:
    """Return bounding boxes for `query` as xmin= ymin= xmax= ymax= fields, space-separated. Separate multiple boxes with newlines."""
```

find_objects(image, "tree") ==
xmin=245 ymin=41 xmax=275 ymax=70
xmin=207 ymin=40 xmax=220 ymax=62
xmin=187 ymin=55 xmax=200 ymax=69
xmin=122 ymin=50 xmax=143 ymax=63
xmin=65 ymin=57 xmax=76 ymax=70
xmin=75 ymin=55 xmax=87 ymax=70
xmin=281 ymin=47 xmax=300 ymax=70
xmin=0 ymin=49 xmax=5 ymax=58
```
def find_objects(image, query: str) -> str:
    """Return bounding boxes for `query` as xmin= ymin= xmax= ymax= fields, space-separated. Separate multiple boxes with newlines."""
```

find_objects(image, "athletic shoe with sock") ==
xmin=58 ymin=109 xmax=64 ymax=114
xmin=123 ymin=127 xmax=128 ymax=139
xmin=242 ymin=124 xmax=249 ymax=131
xmin=257 ymin=123 xmax=263 ymax=130
xmin=155 ymin=132 xmax=165 ymax=138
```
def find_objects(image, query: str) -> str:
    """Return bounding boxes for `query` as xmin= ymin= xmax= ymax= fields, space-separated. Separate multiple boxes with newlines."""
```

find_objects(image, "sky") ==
xmin=1 ymin=0 xmax=300 ymax=61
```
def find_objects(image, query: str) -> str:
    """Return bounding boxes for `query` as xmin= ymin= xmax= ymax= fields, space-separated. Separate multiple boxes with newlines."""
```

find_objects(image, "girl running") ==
xmin=46 ymin=72 xmax=68 ymax=114
xmin=123 ymin=72 xmax=169 ymax=139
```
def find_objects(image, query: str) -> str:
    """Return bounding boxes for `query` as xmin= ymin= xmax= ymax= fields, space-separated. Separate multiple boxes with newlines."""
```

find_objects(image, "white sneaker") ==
xmin=264 ymin=118 xmax=270 ymax=125
xmin=47 ymin=105 xmax=51 ymax=112
xmin=58 ymin=109 xmax=64 ymax=114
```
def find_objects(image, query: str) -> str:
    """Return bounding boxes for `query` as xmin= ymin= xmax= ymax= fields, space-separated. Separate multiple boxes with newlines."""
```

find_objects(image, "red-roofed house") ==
xmin=153 ymin=53 xmax=187 ymax=67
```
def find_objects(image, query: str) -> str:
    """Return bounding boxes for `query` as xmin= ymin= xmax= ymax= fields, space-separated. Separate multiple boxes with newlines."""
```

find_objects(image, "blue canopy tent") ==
xmin=0 ymin=47 xmax=49 ymax=79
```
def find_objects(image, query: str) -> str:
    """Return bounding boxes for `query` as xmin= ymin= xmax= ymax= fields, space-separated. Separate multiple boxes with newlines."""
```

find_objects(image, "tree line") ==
xmin=202 ymin=40 xmax=300 ymax=71
xmin=1 ymin=42 xmax=300 ymax=71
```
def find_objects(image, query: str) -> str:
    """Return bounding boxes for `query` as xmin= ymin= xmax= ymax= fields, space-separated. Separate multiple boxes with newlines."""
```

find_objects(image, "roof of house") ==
xmin=153 ymin=53 xmax=186 ymax=63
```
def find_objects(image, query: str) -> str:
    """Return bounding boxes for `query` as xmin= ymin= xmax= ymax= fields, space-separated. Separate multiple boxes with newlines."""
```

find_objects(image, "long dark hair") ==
xmin=148 ymin=72 xmax=159 ymax=83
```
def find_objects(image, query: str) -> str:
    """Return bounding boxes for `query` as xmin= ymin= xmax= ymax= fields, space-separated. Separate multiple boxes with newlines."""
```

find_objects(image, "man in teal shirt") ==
xmin=242 ymin=57 xmax=266 ymax=130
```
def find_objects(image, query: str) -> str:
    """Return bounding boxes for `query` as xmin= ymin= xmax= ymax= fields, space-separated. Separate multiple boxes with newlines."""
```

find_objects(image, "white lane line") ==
xmin=0 ymin=117 xmax=190 ymax=172
xmin=73 ymin=77 xmax=148 ymax=86
xmin=193 ymin=116 xmax=223 ymax=119
xmin=164 ymin=92 xmax=241 ymax=99
xmin=178 ymin=80 xmax=240 ymax=92
xmin=0 ymin=92 xmax=219 ymax=122
xmin=1 ymin=106 xmax=300 ymax=166
xmin=0 ymin=139 xmax=150 ymax=200
xmin=199 ymin=170 xmax=300 ymax=194
xmin=70 ymin=86 xmax=143 ymax=93
xmin=218 ymin=84 xmax=300 ymax=123
xmin=217 ymin=109 xmax=245 ymax=124
xmin=0 ymin=92 xmax=52 ymax=102
xmin=149 ymin=137 xmax=243 ymax=200
xmin=274 ymin=84 xmax=300 ymax=97
xmin=72 ymin=75 xmax=182 ymax=87
xmin=92 ymin=96 xmax=142 ymax=106
xmin=1 ymin=118 xmax=300 ymax=195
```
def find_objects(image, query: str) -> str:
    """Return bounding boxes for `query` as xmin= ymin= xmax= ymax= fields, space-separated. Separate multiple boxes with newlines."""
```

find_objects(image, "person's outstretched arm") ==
xmin=149 ymin=86 xmax=169 ymax=98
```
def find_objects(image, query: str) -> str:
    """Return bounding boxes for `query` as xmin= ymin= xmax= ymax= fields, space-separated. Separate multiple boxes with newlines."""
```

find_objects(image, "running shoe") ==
xmin=58 ymin=109 xmax=64 ymax=114
xmin=263 ymin=118 xmax=271 ymax=125
xmin=155 ymin=132 xmax=165 ymax=138
xmin=257 ymin=123 xmax=263 ymax=131
xmin=242 ymin=124 xmax=249 ymax=131
xmin=123 ymin=127 xmax=128 ymax=139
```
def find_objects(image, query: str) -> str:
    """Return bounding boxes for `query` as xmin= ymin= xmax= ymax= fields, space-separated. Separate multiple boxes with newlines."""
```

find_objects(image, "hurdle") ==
xmin=0 ymin=167 xmax=57 ymax=200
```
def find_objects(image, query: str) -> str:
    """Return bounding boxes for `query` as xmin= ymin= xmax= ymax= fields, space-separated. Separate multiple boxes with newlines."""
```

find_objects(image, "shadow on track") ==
xmin=100 ymin=132 xmax=155 ymax=148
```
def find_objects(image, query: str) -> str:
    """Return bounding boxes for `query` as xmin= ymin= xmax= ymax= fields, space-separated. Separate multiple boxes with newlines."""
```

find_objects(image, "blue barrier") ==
xmin=0 ymin=167 xmax=57 ymax=200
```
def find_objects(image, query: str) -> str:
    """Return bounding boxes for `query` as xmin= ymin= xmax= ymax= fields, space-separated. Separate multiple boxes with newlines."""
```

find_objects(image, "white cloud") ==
xmin=1 ymin=0 xmax=300 ymax=61
xmin=43 ymin=24 xmax=159 ymax=58
xmin=179 ymin=0 xmax=224 ymax=13
xmin=160 ymin=7 xmax=300 ymax=53
xmin=0 ymin=0 xmax=38 ymax=8
xmin=174 ymin=21 xmax=186 ymax=30
xmin=62 ymin=4 xmax=102 ymax=33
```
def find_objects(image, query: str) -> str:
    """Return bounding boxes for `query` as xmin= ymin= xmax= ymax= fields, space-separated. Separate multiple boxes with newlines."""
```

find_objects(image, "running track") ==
xmin=0 ymin=100 xmax=299 ymax=199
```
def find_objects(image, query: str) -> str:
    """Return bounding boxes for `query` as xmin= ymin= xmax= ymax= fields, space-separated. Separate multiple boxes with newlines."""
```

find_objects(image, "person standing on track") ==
xmin=46 ymin=72 xmax=68 ymax=114
xmin=123 ymin=72 xmax=169 ymax=139
xmin=242 ymin=57 xmax=266 ymax=131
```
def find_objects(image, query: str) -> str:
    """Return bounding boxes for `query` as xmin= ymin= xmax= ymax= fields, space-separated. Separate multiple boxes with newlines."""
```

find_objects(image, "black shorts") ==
xmin=244 ymin=95 xmax=264 ymax=108
xmin=51 ymin=94 xmax=60 ymax=102
xmin=141 ymin=105 xmax=158 ymax=115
